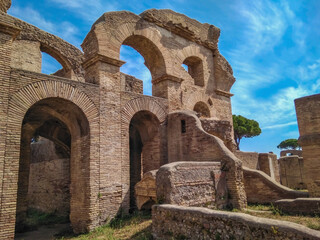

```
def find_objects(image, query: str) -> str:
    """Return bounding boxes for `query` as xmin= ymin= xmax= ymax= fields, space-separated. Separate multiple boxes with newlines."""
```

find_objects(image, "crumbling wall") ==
xmin=200 ymin=119 xmax=235 ymax=151
xmin=0 ymin=12 xmax=85 ymax=81
xmin=152 ymin=204 xmax=320 ymax=240
xmin=120 ymin=73 xmax=143 ymax=94
xmin=156 ymin=162 xmax=228 ymax=209
xmin=135 ymin=170 xmax=157 ymax=210
xmin=279 ymin=155 xmax=306 ymax=189
xmin=0 ymin=0 xmax=10 ymax=13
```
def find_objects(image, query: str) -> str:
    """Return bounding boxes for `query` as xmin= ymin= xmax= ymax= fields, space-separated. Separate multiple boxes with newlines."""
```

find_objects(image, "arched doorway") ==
xmin=15 ymin=97 xmax=90 ymax=234
xmin=129 ymin=110 xmax=161 ymax=211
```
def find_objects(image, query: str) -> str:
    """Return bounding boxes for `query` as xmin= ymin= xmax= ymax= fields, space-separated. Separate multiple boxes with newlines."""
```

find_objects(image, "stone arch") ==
xmin=3 ymin=80 xmax=99 ymax=234
xmin=10 ymin=80 xmax=98 ymax=121
xmin=184 ymin=94 xmax=214 ymax=117
xmin=83 ymin=11 xmax=173 ymax=78
xmin=122 ymin=35 xmax=166 ymax=80
xmin=12 ymin=17 xmax=84 ymax=80
xmin=193 ymin=101 xmax=210 ymax=118
xmin=121 ymin=97 xmax=167 ymax=211
xmin=177 ymin=45 xmax=206 ymax=86
xmin=121 ymin=97 xmax=167 ymax=125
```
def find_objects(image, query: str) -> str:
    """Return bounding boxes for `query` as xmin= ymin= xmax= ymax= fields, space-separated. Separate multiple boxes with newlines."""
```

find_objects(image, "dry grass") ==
xmin=56 ymin=212 xmax=152 ymax=240
xmin=242 ymin=204 xmax=320 ymax=231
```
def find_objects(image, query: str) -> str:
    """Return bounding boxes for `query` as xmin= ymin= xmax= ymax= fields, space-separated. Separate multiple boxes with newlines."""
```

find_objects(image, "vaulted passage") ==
xmin=15 ymin=97 xmax=91 ymax=235
xmin=129 ymin=111 xmax=161 ymax=211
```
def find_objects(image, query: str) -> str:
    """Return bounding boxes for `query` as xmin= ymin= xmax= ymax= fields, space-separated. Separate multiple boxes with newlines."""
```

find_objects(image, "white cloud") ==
xmin=48 ymin=0 xmax=119 ymax=21
xmin=234 ymin=0 xmax=286 ymax=56
xmin=9 ymin=6 xmax=82 ymax=48
xmin=10 ymin=6 xmax=56 ymax=33
xmin=263 ymin=121 xmax=297 ymax=130
xmin=229 ymin=0 xmax=319 ymax=132
xmin=120 ymin=45 xmax=152 ymax=95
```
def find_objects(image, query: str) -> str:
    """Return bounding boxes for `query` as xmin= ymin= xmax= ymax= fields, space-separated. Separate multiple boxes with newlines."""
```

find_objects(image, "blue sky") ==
xmin=8 ymin=0 xmax=320 ymax=156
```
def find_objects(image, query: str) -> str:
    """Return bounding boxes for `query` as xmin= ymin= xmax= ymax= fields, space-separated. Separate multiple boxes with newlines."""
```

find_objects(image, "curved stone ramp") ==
xmin=243 ymin=166 xmax=308 ymax=204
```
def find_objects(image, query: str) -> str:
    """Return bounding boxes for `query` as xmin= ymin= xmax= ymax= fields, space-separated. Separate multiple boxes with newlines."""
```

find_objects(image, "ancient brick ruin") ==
xmin=0 ymin=0 xmax=319 ymax=239
xmin=0 ymin=1 xmax=247 ymax=238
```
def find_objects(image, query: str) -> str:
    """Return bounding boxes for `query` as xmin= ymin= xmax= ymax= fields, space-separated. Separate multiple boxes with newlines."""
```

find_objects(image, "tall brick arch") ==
xmin=82 ymin=11 xmax=175 ymax=79
xmin=0 ymin=80 xmax=99 ymax=235
xmin=120 ymin=97 xmax=167 ymax=211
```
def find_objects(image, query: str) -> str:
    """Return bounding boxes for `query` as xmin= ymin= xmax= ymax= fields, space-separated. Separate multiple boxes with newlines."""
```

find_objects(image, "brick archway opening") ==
xmin=129 ymin=110 xmax=161 ymax=211
xmin=121 ymin=35 xmax=166 ymax=97
xmin=15 ymin=97 xmax=90 ymax=235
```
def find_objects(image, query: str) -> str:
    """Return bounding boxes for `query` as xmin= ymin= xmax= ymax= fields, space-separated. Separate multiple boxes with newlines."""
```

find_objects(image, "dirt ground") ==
xmin=15 ymin=223 xmax=70 ymax=240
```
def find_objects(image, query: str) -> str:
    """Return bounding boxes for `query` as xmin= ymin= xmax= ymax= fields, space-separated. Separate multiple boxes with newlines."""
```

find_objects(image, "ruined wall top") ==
xmin=140 ymin=9 xmax=220 ymax=49
xmin=0 ymin=11 xmax=85 ymax=81
xmin=0 ymin=0 xmax=10 ymax=13
xmin=91 ymin=9 xmax=220 ymax=52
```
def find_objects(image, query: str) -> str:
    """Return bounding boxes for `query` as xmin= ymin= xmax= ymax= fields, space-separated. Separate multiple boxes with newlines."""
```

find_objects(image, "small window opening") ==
xmin=183 ymin=56 xmax=204 ymax=86
xmin=181 ymin=120 xmax=186 ymax=133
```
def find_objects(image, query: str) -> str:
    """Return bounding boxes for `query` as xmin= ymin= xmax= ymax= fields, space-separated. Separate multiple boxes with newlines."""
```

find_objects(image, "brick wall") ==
xmin=0 ymin=20 xmax=21 ymax=239
xmin=28 ymin=138 xmax=70 ymax=216
xmin=166 ymin=110 xmax=246 ymax=209
xmin=235 ymin=151 xmax=259 ymax=169
xmin=295 ymin=94 xmax=320 ymax=197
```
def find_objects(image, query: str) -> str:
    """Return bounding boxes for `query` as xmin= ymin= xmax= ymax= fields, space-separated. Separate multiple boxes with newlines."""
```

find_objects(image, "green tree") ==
xmin=233 ymin=115 xmax=262 ymax=150
xmin=277 ymin=138 xmax=300 ymax=150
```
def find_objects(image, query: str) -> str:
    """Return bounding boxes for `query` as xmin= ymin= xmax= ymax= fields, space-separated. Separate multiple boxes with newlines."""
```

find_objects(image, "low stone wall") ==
xmin=152 ymin=204 xmax=320 ymax=240
xmin=243 ymin=167 xmax=308 ymax=204
xmin=258 ymin=153 xmax=280 ymax=183
xmin=274 ymin=198 xmax=320 ymax=216
xmin=235 ymin=151 xmax=259 ymax=169
xmin=235 ymin=151 xmax=280 ymax=183
xmin=279 ymin=155 xmax=306 ymax=189
xmin=156 ymin=162 xmax=228 ymax=209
